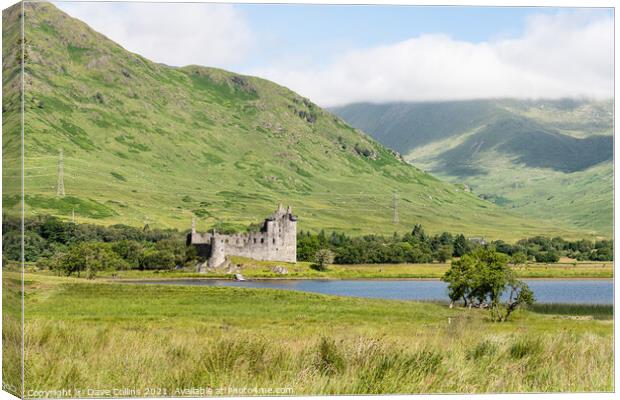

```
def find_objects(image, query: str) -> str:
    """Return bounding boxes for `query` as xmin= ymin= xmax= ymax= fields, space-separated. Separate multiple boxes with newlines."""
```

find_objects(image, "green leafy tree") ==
xmin=313 ymin=249 xmax=334 ymax=271
xmin=436 ymin=245 xmax=453 ymax=263
xmin=442 ymin=248 xmax=534 ymax=321
xmin=510 ymin=252 xmax=528 ymax=268
xmin=453 ymin=234 xmax=470 ymax=257
xmin=411 ymin=224 xmax=428 ymax=242
xmin=534 ymin=251 xmax=560 ymax=263
xmin=297 ymin=231 xmax=323 ymax=262
xmin=111 ymin=240 xmax=144 ymax=269
xmin=2 ymin=230 xmax=49 ymax=262
xmin=141 ymin=248 xmax=176 ymax=270
xmin=442 ymin=255 xmax=475 ymax=307
xmin=155 ymin=237 xmax=192 ymax=266
xmin=502 ymin=279 xmax=534 ymax=322
xmin=54 ymin=242 xmax=128 ymax=278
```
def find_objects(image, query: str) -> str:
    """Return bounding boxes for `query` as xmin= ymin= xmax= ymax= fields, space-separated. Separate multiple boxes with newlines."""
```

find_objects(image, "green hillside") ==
xmin=1 ymin=2 xmax=593 ymax=240
xmin=332 ymin=100 xmax=613 ymax=237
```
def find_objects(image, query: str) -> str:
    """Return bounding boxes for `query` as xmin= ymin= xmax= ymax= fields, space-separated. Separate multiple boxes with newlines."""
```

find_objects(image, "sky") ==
xmin=54 ymin=1 xmax=614 ymax=107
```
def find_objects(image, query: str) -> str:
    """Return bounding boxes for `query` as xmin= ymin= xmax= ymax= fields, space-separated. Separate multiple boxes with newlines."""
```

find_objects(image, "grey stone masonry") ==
xmin=189 ymin=204 xmax=297 ymax=268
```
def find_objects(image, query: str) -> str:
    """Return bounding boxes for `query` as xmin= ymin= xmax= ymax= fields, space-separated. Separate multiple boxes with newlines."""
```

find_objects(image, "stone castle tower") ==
xmin=189 ymin=204 xmax=297 ymax=268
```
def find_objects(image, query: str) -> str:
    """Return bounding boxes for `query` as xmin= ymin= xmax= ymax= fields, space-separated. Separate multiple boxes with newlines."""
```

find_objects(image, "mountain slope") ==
xmin=332 ymin=100 xmax=613 ymax=236
xmin=1 ymin=2 xmax=592 ymax=240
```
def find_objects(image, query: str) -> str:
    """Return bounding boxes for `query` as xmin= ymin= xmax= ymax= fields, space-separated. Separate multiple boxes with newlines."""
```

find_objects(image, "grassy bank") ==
xmin=6 ymin=272 xmax=613 ymax=394
xmin=91 ymin=258 xmax=613 ymax=280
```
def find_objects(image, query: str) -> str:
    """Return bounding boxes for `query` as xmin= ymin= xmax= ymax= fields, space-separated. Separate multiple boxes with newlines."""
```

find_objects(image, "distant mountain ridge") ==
xmin=331 ymin=99 xmax=613 ymax=236
xmin=437 ymin=116 xmax=612 ymax=175
xmin=2 ymin=2 xmax=591 ymax=240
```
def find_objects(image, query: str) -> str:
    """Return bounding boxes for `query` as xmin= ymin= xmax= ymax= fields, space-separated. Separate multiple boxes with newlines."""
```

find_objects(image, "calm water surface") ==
xmin=125 ymin=278 xmax=613 ymax=304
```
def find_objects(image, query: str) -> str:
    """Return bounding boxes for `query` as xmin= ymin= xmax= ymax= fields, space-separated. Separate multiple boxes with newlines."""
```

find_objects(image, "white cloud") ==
xmin=53 ymin=4 xmax=612 ymax=106
xmin=251 ymin=11 xmax=613 ymax=106
xmin=54 ymin=2 xmax=254 ymax=68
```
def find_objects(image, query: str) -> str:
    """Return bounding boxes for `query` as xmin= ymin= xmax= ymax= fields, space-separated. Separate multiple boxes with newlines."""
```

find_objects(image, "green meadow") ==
xmin=2 ymin=272 xmax=612 ymax=395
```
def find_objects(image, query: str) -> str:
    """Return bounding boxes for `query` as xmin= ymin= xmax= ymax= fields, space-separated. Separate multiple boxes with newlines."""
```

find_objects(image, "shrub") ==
xmin=312 ymin=249 xmax=334 ymax=271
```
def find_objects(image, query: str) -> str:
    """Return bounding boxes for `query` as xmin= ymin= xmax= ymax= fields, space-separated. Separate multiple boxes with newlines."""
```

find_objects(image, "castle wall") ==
xmin=189 ymin=205 xmax=297 ymax=267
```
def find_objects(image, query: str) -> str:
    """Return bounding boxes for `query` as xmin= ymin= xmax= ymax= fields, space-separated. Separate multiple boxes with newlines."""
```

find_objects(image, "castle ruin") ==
xmin=188 ymin=204 xmax=297 ymax=268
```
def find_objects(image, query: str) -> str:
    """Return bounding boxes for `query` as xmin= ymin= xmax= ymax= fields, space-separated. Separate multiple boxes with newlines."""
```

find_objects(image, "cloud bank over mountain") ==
xmin=56 ymin=3 xmax=613 ymax=106
xmin=255 ymin=11 xmax=613 ymax=106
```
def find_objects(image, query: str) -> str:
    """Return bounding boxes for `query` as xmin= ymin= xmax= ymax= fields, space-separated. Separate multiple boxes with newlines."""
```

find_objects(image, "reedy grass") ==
xmin=21 ymin=323 xmax=613 ymax=394
xmin=10 ymin=272 xmax=613 ymax=395
xmin=528 ymin=303 xmax=613 ymax=320
xmin=2 ymin=274 xmax=23 ymax=397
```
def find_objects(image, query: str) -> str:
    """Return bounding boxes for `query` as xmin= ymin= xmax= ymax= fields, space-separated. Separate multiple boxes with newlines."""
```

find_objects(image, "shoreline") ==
xmin=109 ymin=276 xmax=614 ymax=282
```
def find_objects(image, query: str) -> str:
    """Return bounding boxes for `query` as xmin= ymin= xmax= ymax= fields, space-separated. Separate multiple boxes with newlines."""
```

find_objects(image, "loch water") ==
xmin=125 ymin=278 xmax=613 ymax=304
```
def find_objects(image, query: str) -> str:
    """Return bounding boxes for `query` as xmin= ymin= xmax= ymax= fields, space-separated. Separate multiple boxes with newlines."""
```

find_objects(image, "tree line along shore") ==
xmin=1 ymin=215 xmax=613 ymax=279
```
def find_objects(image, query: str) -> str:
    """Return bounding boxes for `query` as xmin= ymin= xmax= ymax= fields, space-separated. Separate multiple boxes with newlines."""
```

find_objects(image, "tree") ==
xmin=111 ymin=240 xmax=144 ymax=269
xmin=591 ymin=246 xmax=613 ymax=261
xmin=313 ymin=249 xmax=334 ymax=271
xmin=510 ymin=252 xmax=528 ymax=268
xmin=453 ymin=234 xmax=470 ymax=257
xmin=534 ymin=251 xmax=559 ymax=263
xmin=442 ymin=254 xmax=475 ymax=307
xmin=441 ymin=248 xmax=534 ymax=321
xmin=39 ymin=216 xmax=69 ymax=244
xmin=54 ymin=242 xmax=128 ymax=278
xmin=411 ymin=224 xmax=428 ymax=242
xmin=297 ymin=232 xmax=322 ymax=262
xmin=141 ymin=248 xmax=176 ymax=270
xmin=436 ymin=245 xmax=453 ymax=263
xmin=155 ymin=238 xmax=193 ymax=267
xmin=2 ymin=230 xmax=49 ymax=262
xmin=502 ymin=279 xmax=534 ymax=322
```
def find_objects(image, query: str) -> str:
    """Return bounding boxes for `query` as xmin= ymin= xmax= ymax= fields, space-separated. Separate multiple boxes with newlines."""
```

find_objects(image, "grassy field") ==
xmin=89 ymin=257 xmax=614 ymax=280
xmin=2 ymin=272 xmax=612 ymax=395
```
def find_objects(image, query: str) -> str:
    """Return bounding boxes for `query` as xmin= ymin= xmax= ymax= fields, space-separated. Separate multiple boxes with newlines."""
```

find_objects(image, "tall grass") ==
xmin=2 ymin=274 xmax=23 ymax=397
xmin=529 ymin=303 xmax=613 ymax=320
xmin=17 ymin=273 xmax=614 ymax=395
xmin=22 ymin=323 xmax=613 ymax=394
